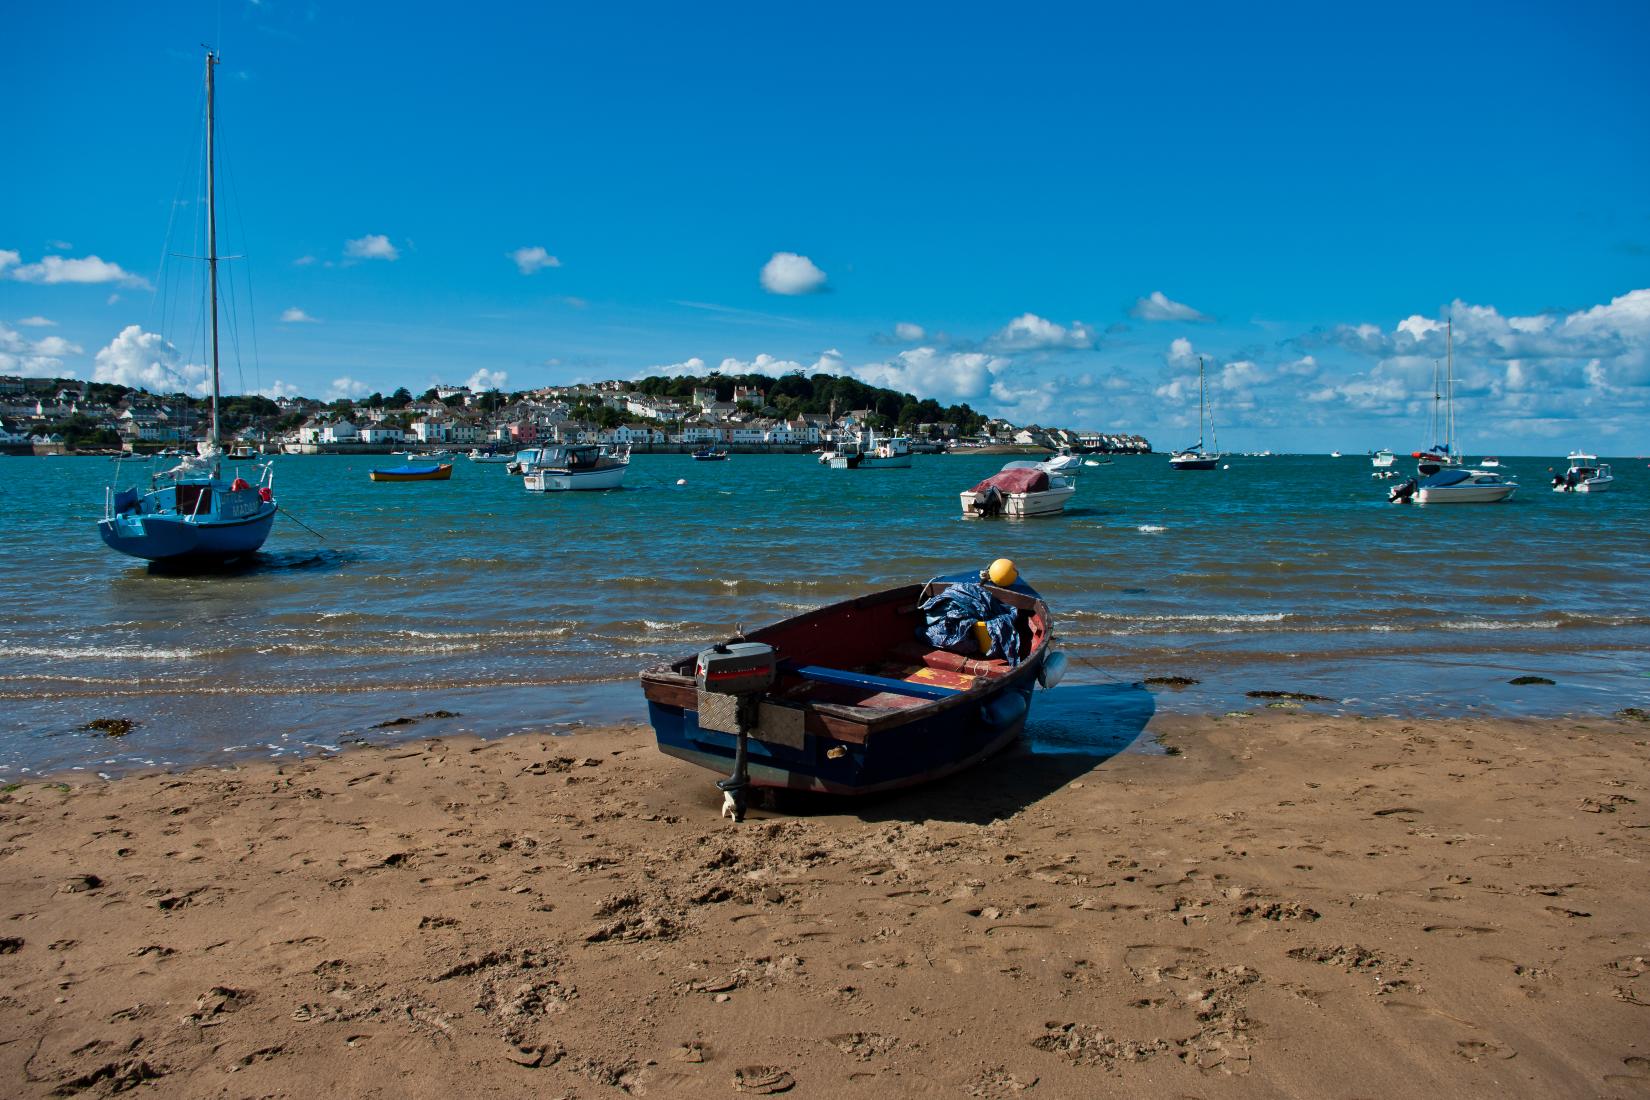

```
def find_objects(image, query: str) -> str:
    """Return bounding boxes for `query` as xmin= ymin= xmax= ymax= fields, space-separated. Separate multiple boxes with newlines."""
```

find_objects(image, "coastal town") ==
xmin=0 ymin=372 xmax=1151 ymax=456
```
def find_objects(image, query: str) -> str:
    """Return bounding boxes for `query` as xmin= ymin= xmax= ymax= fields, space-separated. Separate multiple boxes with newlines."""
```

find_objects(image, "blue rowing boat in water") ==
xmin=640 ymin=561 xmax=1065 ymax=803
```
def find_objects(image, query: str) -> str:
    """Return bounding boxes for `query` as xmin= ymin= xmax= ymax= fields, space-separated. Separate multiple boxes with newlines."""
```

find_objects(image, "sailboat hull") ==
xmin=1169 ymin=454 xmax=1220 ymax=470
xmin=98 ymin=505 xmax=277 ymax=563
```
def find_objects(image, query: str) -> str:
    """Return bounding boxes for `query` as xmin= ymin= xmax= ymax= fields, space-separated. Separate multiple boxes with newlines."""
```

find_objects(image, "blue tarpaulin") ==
xmin=919 ymin=582 xmax=1021 ymax=664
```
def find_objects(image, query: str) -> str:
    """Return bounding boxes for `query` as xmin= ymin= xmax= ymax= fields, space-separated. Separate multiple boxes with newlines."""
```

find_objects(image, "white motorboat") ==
xmin=1389 ymin=467 xmax=1517 ymax=504
xmin=1169 ymin=357 xmax=1222 ymax=470
xmin=858 ymin=433 xmax=913 ymax=469
xmin=1330 ymin=450 xmax=1342 ymax=458
xmin=961 ymin=464 xmax=1076 ymax=517
xmin=522 ymin=444 xmax=630 ymax=491
xmin=1553 ymin=452 xmax=1612 ymax=493
xmin=468 ymin=448 xmax=512 ymax=464
xmin=1478 ymin=456 xmax=1501 ymax=468
xmin=1372 ymin=450 xmax=1395 ymax=468
xmin=1042 ymin=446 xmax=1082 ymax=475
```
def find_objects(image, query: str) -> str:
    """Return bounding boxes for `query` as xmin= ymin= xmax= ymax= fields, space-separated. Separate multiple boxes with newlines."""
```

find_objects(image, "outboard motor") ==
xmin=694 ymin=641 xmax=776 ymax=821
xmin=1388 ymin=476 xmax=1419 ymax=504
xmin=971 ymin=485 xmax=1005 ymax=517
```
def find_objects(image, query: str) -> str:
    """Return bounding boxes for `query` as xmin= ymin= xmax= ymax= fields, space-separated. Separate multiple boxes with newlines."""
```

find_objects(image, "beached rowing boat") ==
xmin=640 ymin=561 xmax=1065 ymax=806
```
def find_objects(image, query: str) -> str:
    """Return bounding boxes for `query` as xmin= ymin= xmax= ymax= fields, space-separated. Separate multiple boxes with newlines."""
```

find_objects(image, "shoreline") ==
xmin=3 ymin=711 xmax=1647 ymax=1096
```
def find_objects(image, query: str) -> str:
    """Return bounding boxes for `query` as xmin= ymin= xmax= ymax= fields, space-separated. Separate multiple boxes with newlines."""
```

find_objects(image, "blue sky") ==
xmin=4 ymin=1 xmax=1649 ymax=452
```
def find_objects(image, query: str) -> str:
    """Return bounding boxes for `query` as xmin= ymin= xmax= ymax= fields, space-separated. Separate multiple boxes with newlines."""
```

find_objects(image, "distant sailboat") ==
xmin=98 ymin=50 xmax=278 ymax=563
xmin=1169 ymin=357 xmax=1222 ymax=470
xmin=1412 ymin=320 xmax=1463 ymax=476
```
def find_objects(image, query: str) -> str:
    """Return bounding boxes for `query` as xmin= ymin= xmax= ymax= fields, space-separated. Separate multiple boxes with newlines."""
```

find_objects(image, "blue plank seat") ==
xmin=781 ymin=663 xmax=961 ymax=701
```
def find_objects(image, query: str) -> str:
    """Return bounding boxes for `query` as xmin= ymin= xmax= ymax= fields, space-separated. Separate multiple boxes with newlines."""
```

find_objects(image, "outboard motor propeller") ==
xmin=694 ymin=641 xmax=776 ymax=822
xmin=1388 ymin=476 xmax=1419 ymax=504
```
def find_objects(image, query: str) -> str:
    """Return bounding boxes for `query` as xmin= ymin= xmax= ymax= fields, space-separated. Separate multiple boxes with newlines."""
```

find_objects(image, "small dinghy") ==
xmin=369 ymin=463 xmax=453 ymax=482
xmin=640 ymin=560 xmax=1065 ymax=816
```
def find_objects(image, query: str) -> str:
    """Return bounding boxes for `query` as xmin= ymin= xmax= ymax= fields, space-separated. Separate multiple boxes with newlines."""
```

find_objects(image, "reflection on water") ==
xmin=2 ymin=452 xmax=1648 ymax=774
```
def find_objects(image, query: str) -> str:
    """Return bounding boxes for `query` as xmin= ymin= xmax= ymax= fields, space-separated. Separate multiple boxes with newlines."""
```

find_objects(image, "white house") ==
xmin=360 ymin=426 xmax=404 ymax=444
xmin=321 ymin=420 xmax=361 ymax=444
xmin=411 ymin=417 xmax=451 ymax=443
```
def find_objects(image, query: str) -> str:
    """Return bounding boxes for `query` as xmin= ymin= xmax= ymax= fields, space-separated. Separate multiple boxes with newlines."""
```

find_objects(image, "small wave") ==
xmin=1137 ymin=525 xmax=1167 ymax=533
xmin=1439 ymin=619 xmax=1563 ymax=632
xmin=0 ymin=645 xmax=203 ymax=660
xmin=1066 ymin=611 xmax=1288 ymax=625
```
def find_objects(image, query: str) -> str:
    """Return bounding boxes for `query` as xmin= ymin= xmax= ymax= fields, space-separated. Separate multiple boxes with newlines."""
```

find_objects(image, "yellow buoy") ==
xmin=987 ymin=558 xmax=1018 ymax=587
xmin=971 ymin=620 xmax=993 ymax=655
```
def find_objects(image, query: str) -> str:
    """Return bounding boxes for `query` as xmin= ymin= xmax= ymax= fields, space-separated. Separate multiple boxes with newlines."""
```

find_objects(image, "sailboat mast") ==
xmin=1445 ymin=315 xmax=1454 ymax=458
xmin=205 ymin=49 xmax=221 ymax=454
xmin=1197 ymin=356 xmax=1206 ymax=450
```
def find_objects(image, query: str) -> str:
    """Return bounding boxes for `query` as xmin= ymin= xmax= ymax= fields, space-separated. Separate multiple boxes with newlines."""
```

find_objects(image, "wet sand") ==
xmin=3 ymin=712 xmax=1648 ymax=1097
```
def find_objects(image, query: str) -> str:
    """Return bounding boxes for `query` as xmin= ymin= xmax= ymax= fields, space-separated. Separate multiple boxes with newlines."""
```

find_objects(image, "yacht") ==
xmin=1169 ymin=357 xmax=1222 ymax=470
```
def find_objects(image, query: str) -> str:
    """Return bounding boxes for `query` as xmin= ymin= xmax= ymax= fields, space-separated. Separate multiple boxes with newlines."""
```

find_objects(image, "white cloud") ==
xmin=1131 ymin=291 xmax=1208 ymax=322
xmin=467 ymin=368 xmax=509 ymax=391
xmin=1166 ymin=337 xmax=1198 ymax=368
xmin=0 ymin=322 xmax=80 ymax=374
xmin=294 ymin=255 xmax=316 ymax=266
xmin=643 ymin=357 xmax=708 ymax=378
xmin=280 ymin=307 xmax=319 ymax=323
xmin=260 ymin=380 xmax=302 ymax=399
xmin=851 ymin=347 xmax=1009 ymax=404
xmin=91 ymin=325 xmax=208 ymax=394
xmin=894 ymin=321 xmax=925 ymax=342
xmin=326 ymin=376 xmax=371 ymax=400
xmin=3 ymin=252 xmax=150 ymax=288
xmin=344 ymin=235 xmax=399 ymax=262
xmin=15 ymin=315 xmax=56 ymax=327
xmin=509 ymin=246 xmax=561 ymax=275
xmin=990 ymin=313 xmax=1095 ymax=351
xmin=759 ymin=252 xmax=828 ymax=295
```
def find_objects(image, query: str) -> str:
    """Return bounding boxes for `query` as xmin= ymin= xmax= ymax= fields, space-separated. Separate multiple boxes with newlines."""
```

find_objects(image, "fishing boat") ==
xmin=506 ymin=446 xmax=545 ymax=475
xmin=1388 ymin=466 xmax=1517 ymax=504
xmin=369 ymin=462 xmax=453 ymax=482
xmin=692 ymin=446 xmax=730 ymax=461
xmin=639 ymin=560 xmax=1065 ymax=809
xmin=1552 ymin=452 xmax=1612 ymax=493
xmin=823 ymin=441 xmax=862 ymax=469
xmin=467 ymin=448 xmax=512 ymax=464
xmin=859 ymin=433 xmax=914 ymax=469
xmin=97 ymin=50 xmax=278 ymax=565
xmin=523 ymin=443 xmax=630 ymax=491
xmin=1168 ymin=357 xmax=1222 ymax=470
xmin=961 ymin=464 xmax=1076 ymax=517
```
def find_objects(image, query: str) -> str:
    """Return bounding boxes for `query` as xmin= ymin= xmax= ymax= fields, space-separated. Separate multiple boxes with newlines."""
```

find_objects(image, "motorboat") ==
xmin=1371 ymin=449 xmax=1396 ymax=478
xmin=523 ymin=443 xmax=630 ymax=491
xmin=639 ymin=561 xmax=1063 ymax=809
xmin=692 ymin=447 xmax=729 ymax=461
xmin=1553 ymin=452 xmax=1612 ymax=493
xmin=1478 ymin=456 xmax=1501 ymax=468
xmin=369 ymin=462 xmax=453 ymax=482
xmin=506 ymin=447 xmax=544 ymax=475
xmin=1389 ymin=467 xmax=1517 ymax=504
xmin=1330 ymin=450 xmax=1342 ymax=458
xmin=1169 ymin=357 xmax=1222 ymax=470
xmin=468 ymin=448 xmax=512 ymax=464
xmin=961 ymin=464 xmax=1076 ymax=517
xmin=858 ymin=433 xmax=913 ymax=469
xmin=1042 ymin=446 xmax=1082 ymax=475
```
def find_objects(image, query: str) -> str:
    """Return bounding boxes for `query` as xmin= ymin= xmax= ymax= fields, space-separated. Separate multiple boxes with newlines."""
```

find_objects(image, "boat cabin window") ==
xmin=175 ymin=484 xmax=213 ymax=515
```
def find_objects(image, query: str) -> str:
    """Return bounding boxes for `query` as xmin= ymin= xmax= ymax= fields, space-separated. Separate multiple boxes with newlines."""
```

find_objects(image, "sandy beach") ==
xmin=3 ymin=711 xmax=1648 ymax=1097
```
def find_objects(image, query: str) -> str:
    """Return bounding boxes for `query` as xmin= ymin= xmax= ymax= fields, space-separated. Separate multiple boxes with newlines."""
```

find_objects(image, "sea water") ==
xmin=1 ymin=452 xmax=1647 ymax=774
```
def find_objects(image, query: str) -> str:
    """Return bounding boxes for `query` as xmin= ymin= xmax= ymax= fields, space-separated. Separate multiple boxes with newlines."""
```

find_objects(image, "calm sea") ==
xmin=2 ymin=451 xmax=1647 ymax=777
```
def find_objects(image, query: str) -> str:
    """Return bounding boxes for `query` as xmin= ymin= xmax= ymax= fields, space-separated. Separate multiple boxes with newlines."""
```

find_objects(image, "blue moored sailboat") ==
xmin=98 ymin=50 xmax=278 ymax=564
